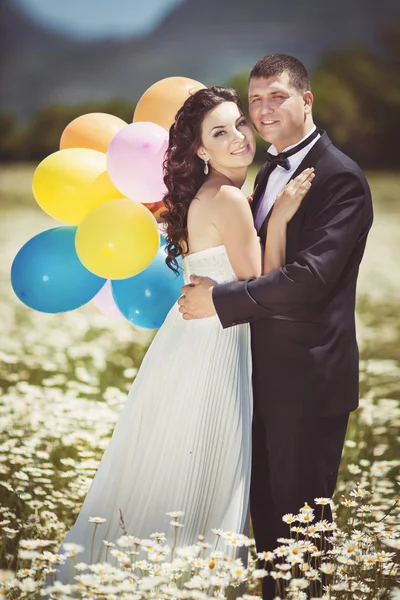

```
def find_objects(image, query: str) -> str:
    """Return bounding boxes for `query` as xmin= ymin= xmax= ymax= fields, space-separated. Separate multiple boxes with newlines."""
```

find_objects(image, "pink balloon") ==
xmin=92 ymin=280 xmax=123 ymax=318
xmin=107 ymin=122 xmax=169 ymax=204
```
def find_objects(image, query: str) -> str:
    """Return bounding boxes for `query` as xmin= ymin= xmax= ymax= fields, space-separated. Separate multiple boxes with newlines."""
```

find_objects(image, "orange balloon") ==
xmin=146 ymin=200 xmax=165 ymax=222
xmin=60 ymin=113 xmax=128 ymax=153
xmin=133 ymin=77 xmax=206 ymax=131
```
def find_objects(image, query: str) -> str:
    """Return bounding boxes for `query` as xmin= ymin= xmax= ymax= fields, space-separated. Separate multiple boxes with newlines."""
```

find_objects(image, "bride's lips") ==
xmin=231 ymin=144 xmax=250 ymax=156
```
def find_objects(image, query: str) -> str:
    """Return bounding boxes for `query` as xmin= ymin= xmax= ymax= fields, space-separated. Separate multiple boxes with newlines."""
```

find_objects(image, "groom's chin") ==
xmin=255 ymin=128 xmax=275 ymax=145
xmin=259 ymin=135 xmax=274 ymax=146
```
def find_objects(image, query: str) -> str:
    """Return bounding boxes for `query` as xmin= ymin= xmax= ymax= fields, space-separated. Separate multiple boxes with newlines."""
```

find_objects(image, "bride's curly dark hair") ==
xmin=161 ymin=86 xmax=244 ymax=274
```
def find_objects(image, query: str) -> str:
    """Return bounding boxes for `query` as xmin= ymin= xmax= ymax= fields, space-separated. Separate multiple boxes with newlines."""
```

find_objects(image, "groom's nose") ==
xmin=260 ymin=102 xmax=275 ymax=115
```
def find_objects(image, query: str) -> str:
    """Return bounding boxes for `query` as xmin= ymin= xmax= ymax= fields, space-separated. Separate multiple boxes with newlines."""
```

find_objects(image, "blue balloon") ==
xmin=11 ymin=226 xmax=106 ymax=313
xmin=160 ymin=233 xmax=167 ymax=246
xmin=112 ymin=245 xmax=184 ymax=329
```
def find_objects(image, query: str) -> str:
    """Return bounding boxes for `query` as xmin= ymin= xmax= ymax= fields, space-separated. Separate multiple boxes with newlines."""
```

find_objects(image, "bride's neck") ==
xmin=209 ymin=167 xmax=248 ymax=189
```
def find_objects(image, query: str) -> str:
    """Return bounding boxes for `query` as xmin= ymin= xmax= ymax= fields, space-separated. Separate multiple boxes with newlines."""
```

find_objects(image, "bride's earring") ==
xmin=203 ymin=158 xmax=209 ymax=175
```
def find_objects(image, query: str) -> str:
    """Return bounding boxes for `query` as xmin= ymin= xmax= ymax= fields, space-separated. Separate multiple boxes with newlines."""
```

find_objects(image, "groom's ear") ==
xmin=304 ymin=91 xmax=313 ymax=114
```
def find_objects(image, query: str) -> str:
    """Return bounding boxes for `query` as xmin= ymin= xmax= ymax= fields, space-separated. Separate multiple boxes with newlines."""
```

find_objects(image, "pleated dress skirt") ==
xmin=51 ymin=245 xmax=253 ymax=583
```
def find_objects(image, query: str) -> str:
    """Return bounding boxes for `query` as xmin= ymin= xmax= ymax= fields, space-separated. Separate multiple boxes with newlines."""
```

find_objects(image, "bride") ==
xmin=47 ymin=86 xmax=313 ymax=585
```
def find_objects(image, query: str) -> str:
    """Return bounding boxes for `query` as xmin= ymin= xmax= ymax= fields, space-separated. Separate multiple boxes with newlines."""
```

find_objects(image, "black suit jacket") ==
xmin=212 ymin=130 xmax=373 ymax=418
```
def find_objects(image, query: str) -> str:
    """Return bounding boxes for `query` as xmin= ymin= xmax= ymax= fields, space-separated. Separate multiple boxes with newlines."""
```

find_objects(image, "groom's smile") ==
xmin=260 ymin=119 xmax=279 ymax=127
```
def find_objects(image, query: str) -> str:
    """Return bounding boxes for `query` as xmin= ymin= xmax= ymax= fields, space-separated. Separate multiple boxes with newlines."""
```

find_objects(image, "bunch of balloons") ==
xmin=11 ymin=77 xmax=205 ymax=329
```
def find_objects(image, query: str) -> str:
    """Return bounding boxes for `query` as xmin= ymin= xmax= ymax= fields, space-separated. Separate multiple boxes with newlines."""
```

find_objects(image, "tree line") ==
xmin=0 ymin=27 xmax=398 ymax=170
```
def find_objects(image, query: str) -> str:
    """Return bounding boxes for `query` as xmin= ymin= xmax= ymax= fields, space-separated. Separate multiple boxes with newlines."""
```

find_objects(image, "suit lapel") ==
xmin=257 ymin=130 xmax=332 ymax=241
xmin=250 ymin=162 xmax=272 ymax=217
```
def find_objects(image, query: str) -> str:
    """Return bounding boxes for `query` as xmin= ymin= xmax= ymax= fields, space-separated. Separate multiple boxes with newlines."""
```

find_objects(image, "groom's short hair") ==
xmin=250 ymin=54 xmax=311 ymax=93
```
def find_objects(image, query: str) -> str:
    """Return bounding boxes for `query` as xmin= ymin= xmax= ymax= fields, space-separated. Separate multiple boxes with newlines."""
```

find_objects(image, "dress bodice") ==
xmin=181 ymin=245 xmax=237 ymax=285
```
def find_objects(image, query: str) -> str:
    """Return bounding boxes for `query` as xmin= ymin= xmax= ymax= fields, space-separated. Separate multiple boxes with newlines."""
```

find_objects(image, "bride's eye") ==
xmin=238 ymin=119 xmax=247 ymax=127
xmin=214 ymin=131 xmax=225 ymax=137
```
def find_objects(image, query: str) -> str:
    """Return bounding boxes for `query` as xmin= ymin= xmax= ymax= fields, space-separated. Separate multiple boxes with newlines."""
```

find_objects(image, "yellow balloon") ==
xmin=32 ymin=148 xmax=121 ymax=225
xmin=75 ymin=199 xmax=160 ymax=279
xmin=133 ymin=76 xmax=206 ymax=131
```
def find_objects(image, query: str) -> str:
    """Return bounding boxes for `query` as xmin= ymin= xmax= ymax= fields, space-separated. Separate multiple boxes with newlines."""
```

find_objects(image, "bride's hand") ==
xmin=271 ymin=168 xmax=315 ymax=225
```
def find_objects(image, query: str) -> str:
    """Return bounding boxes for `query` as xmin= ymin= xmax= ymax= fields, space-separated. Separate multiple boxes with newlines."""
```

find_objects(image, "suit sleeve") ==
xmin=213 ymin=169 xmax=373 ymax=327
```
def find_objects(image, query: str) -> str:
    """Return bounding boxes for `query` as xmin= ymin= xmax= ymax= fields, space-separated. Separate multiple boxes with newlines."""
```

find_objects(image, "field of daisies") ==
xmin=0 ymin=165 xmax=399 ymax=599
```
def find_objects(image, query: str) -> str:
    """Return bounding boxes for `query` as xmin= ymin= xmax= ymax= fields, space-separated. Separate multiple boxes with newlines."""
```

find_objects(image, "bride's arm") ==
xmin=212 ymin=185 xmax=262 ymax=280
xmin=263 ymin=168 xmax=315 ymax=275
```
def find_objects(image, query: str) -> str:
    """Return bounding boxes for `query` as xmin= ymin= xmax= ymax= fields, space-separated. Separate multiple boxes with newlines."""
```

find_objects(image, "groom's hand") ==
xmin=178 ymin=275 xmax=217 ymax=319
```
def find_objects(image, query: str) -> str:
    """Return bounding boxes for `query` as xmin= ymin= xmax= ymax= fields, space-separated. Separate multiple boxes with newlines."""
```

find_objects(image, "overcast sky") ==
xmin=12 ymin=0 xmax=186 ymax=39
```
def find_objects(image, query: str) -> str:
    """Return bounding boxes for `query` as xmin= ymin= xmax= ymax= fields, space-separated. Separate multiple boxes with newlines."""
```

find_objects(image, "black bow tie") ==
xmin=264 ymin=152 xmax=290 ymax=170
xmin=264 ymin=127 xmax=320 ymax=171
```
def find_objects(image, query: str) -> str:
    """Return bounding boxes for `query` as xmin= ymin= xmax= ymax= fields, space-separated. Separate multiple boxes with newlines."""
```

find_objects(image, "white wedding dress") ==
xmin=50 ymin=245 xmax=253 ymax=584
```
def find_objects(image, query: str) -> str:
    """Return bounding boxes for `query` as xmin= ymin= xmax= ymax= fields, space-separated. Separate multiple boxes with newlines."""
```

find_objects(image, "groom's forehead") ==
xmin=248 ymin=73 xmax=291 ymax=96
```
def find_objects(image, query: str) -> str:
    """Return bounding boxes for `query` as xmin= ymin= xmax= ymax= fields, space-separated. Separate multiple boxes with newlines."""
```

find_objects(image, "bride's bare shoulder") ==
xmin=214 ymin=184 xmax=248 ymax=204
xmin=194 ymin=180 xmax=246 ymax=203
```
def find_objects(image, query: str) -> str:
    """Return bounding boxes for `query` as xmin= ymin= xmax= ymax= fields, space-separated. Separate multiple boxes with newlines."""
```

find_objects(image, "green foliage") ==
xmin=311 ymin=25 xmax=400 ymax=169
xmin=0 ymin=113 xmax=25 ymax=161
xmin=0 ymin=99 xmax=135 ymax=162
xmin=0 ymin=24 xmax=399 ymax=168
xmin=224 ymin=72 xmax=250 ymax=115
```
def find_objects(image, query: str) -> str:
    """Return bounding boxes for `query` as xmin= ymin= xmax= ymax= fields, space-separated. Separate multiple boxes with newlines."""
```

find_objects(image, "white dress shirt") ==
xmin=255 ymin=125 xmax=321 ymax=231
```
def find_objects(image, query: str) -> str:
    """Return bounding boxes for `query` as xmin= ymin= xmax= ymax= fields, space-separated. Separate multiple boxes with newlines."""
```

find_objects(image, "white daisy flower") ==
xmin=282 ymin=513 xmax=297 ymax=524
xmin=288 ymin=578 xmax=309 ymax=590
xmin=169 ymin=520 xmax=185 ymax=528
xmin=251 ymin=568 xmax=269 ymax=579
xmin=166 ymin=511 xmax=185 ymax=518
xmin=341 ymin=498 xmax=358 ymax=507
xmin=88 ymin=516 xmax=107 ymax=524
xmin=117 ymin=535 xmax=139 ymax=547
xmin=26 ymin=514 xmax=40 ymax=526
xmin=349 ymin=487 xmax=368 ymax=499
xmin=150 ymin=532 xmax=167 ymax=542
xmin=314 ymin=497 xmax=331 ymax=506
xmin=212 ymin=528 xmax=225 ymax=537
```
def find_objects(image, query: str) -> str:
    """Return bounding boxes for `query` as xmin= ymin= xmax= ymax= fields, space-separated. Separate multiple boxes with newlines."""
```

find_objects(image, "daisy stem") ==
xmin=171 ymin=524 xmax=178 ymax=561
xmin=376 ymin=497 xmax=399 ymax=523
xmin=69 ymin=554 xmax=76 ymax=586
xmin=90 ymin=523 xmax=98 ymax=565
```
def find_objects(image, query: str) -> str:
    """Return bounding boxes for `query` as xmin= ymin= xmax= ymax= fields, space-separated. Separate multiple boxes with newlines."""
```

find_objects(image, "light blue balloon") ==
xmin=11 ymin=226 xmax=106 ymax=313
xmin=112 ymin=245 xmax=184 ymax=329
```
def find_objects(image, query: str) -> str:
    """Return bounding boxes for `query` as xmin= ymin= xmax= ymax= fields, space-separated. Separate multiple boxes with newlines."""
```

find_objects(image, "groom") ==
xmin=178 ymin=54 xmax=373 ymax=598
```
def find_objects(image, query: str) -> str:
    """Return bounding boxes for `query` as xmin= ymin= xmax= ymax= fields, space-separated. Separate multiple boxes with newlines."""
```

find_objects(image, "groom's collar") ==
xmin=267 ymin=124 xmax=318 ymax=157
xmin=251 ymin=129 xmax=332 ymax=216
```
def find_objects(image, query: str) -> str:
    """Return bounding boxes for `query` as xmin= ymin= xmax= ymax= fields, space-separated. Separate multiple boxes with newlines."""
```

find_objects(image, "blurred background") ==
xmin=1 ymin=0 xmax=399 ymax=166
xmin=0 ymin=0 xmax=399 ymax=577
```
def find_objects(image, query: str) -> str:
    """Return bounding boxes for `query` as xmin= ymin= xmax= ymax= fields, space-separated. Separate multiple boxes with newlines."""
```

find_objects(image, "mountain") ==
xmin=1 ymin=0 xmax=399 ymax=117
